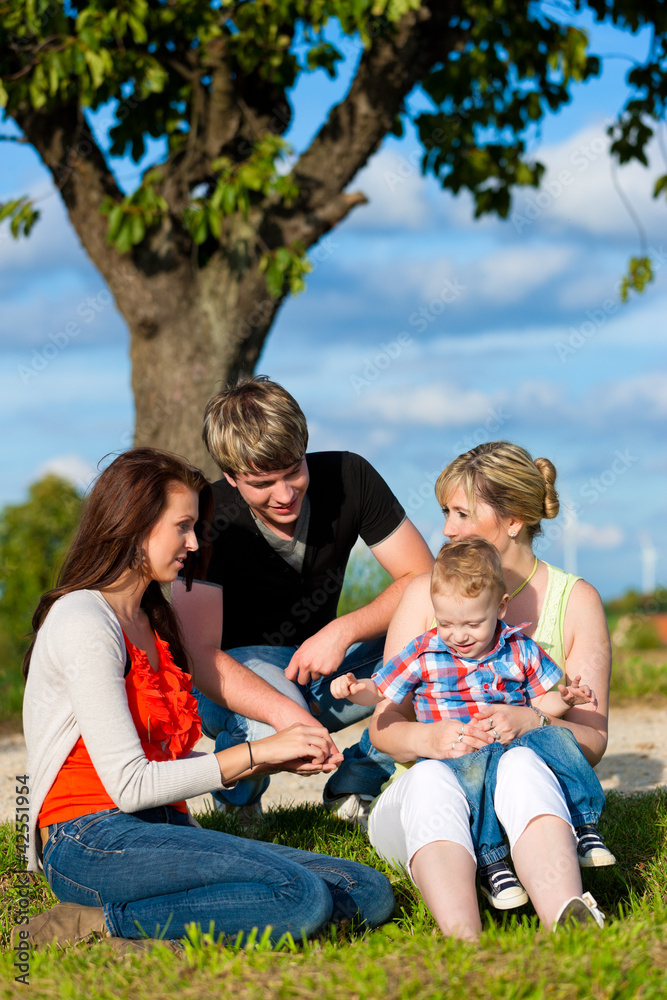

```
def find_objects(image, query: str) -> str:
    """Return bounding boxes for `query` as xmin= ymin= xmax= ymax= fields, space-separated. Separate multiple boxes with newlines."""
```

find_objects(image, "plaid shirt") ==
xmin=373 ymin=621 xmax=563 ymax=724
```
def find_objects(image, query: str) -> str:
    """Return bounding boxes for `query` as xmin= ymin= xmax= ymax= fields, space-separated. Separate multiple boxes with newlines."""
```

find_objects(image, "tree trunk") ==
xmin=116 ymin=253 xmax=284 ymax=480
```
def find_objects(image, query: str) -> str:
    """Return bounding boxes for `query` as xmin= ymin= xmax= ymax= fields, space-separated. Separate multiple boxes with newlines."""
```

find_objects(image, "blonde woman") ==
xmin=367 ymin=442 xmax=611 ymax=939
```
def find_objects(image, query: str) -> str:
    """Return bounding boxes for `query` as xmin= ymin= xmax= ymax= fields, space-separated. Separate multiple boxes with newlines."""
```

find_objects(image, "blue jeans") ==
xmin=42 ymin=805 xmax=395 ymax=941
xmin=194 ymin=640 xmax=395 ymax=807
xmin=442 ymin=727 xmax=606 ymax=866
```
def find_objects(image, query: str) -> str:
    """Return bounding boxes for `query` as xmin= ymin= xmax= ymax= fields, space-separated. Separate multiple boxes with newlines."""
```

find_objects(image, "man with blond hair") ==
xmin=173 ymin=375 xmax=434 ymax=826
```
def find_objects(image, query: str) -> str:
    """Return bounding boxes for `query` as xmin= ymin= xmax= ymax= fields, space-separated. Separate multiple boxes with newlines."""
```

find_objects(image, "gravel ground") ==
xmin=2 ymin=705 xmax=666 ymax=824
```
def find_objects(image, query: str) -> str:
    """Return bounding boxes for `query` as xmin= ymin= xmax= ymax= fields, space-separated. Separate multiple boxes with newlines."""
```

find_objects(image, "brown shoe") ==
xmin=104 ymin=937 xmax=184 ymax=957
xmin=10 ymin=903 xmax=108 ymax=949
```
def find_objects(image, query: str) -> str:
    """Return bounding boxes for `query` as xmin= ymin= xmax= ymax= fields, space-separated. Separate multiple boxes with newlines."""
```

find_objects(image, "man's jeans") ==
xmin=194 ymin=639 xmax=396 ymax=807
xmin=41 ymin=805 xmax=395 ymax=941
xmin=441 ymin=726 xmax=606 ymax=866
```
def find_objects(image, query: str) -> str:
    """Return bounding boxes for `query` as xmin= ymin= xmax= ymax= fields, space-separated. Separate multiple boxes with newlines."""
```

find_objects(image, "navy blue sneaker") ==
xmin=479 ymin=861 xmax=529 ymax=909
xmin=576 ymin=825 xmax=616 ymax=868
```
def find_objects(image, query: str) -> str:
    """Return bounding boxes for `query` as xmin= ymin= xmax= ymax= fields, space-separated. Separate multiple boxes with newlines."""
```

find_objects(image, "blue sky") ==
xmin=1 ymin=11 xmax=665 ymax=599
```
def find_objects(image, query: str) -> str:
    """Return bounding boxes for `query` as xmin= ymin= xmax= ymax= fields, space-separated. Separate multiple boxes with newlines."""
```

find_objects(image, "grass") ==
xmin=609 ymin=648 xmax=667 ymax=704
xmin=2 ymin=790 xmax=667 ymax=998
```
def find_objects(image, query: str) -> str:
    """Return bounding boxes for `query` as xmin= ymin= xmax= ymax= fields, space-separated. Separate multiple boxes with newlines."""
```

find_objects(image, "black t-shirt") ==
xmin=203 ymin=451 xmax=406 ymax=650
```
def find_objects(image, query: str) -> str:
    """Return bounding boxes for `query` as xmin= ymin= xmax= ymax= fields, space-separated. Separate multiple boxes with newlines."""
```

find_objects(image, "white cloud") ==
xmin=359 ymin=383 xmax=504 ymax=427
xmin=511 ymin=121 xmax=666 ymax=242
xmin=597 ymin=372 xmax=667 ymax=419
xmin=513 ymin=379 xmax=565 ymax=412
xmin=0 ymin=183 xmax=94 ymax=286
xmin=572 ymin=521 xmax=624 ymax=550
xmin=345 ymin=147 xmax=446 ymax=232
xmin=35 ymin=454 xmax=98 ymax=492
xmin=472 ymin=244 xmax=575 ymax=304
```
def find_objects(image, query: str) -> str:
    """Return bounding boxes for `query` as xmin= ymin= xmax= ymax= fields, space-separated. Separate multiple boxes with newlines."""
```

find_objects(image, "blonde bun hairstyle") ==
xmin=435 ymin=442 xmax=559 ymax=541
xmin=534 ymin=456 xmax=559 ymax=521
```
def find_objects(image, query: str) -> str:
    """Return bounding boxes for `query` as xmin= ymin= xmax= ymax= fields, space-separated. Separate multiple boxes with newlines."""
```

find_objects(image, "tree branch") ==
xmin=283 ymin=0 xmax=460 ymax=245
xmin=8 ymin=101 xmax=145 ymax=293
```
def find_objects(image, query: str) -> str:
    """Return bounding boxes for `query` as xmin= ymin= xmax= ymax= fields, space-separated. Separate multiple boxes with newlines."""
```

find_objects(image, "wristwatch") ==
xmin=529 ymin=706 xmax=551 ymax=727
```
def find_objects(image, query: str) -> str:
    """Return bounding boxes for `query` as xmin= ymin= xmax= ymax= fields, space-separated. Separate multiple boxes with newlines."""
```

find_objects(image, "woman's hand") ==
xmin=252 ymin=723 xmax=344 ymax=771
xmin=470 ymin=704 xmax=538 ymax=744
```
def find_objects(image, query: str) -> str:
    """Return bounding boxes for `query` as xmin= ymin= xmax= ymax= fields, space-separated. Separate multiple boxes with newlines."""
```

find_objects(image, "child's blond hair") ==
xmin=431 ymin=537 xmax=507 ymax=602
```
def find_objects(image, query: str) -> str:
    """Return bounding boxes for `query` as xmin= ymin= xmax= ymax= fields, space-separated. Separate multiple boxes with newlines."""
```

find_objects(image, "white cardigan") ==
xmin=23 ymin=589 xmax=223 ymax=872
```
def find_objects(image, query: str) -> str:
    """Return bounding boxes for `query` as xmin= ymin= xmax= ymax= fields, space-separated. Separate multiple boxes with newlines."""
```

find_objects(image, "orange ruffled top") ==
xmin=39 ymin=631 xmax=202 ymax=827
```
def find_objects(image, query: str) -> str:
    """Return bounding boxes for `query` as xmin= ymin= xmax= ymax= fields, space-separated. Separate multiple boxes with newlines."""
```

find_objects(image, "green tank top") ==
xmin=532 ymin=562 xmax=581 ymax=674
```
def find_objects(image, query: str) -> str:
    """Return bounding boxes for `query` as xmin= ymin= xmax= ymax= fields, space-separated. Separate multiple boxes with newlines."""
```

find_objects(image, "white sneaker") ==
xmin=214 ymin=800 xmax=263 ymax=831
xmin=323 ymin=793 xmax=374 ymax=831
xmin=553 ymin=891 xmax=605 ymax=930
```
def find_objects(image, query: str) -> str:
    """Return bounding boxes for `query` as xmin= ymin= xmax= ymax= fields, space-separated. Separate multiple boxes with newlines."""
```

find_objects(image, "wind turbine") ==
xmin=638 ymin=532 xmax=657 ymax=595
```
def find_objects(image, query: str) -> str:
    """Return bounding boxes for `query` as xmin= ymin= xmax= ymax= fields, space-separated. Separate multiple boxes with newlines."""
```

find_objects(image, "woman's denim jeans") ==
xmin=441 ymin=727 xmax=606 ymax=866
xmin=42 ymin=805 xmax=394 ymax=941
xmin=194 ymin=640 xmax=395 ymax=807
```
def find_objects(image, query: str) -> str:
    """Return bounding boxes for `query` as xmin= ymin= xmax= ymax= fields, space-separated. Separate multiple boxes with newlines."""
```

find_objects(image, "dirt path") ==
xmin=2 ymin=705 xmax=666 ymax=824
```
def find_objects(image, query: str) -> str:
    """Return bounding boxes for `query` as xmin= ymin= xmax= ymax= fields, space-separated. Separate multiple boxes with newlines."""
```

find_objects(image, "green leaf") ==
xmin=130 ymin=213 xmax=146 ymax=245
xmin=0 ymin=199 xmax=22 ymax=223
xmin=222 ymin=185 xmax=237 ymax=215
xmin=0 ymin=198 xmax=40 ymax=239
xmin=654 ymin=175 xmax=667 ymax=201
xmin=128 ymin=15 xmax=148 ymax=45
xmin=620 ymin=256 xmax=654 ymax=303
xmin=106 ymin=205 xmax=125 ymax=242
xmin=274 ymin=247 xmax=292 ymax=271
xmin=0 ymin=80 xmax=9 ymax=108
xmin=114 ymin=218 xmax=134 ymax=255
xmin=208 ymin=207 xmax=222 ymax=240
xmin=264 ymin=260 xmax=284 ymax=299
xmin=83 ymin=49 xmax=106 ymax=90
xmin=192 ymin=209 xmax=208 ymax=246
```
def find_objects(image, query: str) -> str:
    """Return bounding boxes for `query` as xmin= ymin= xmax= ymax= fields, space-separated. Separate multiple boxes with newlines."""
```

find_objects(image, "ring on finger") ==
xmin=457 ymin=731 xmax=464 ymax=743
xmin=488 ymin=718 xmax=494 ymax=728
xmin=492 ymin=728 xmax=500 ymax=741
xmin=451 ymin=742 xmax=457 ymax=750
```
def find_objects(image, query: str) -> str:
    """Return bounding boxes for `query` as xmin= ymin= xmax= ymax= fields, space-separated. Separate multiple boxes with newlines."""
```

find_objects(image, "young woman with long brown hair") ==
xmin=19 ymin=448 xmax=393 ymax=948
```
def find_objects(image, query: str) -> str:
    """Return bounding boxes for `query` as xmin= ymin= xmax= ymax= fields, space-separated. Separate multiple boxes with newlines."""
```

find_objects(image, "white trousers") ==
xmin=367 ymin=748 xmax=573 ymax=880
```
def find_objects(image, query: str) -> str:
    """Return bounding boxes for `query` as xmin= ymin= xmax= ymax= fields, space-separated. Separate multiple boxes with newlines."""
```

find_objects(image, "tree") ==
xmin=0 ymin=475 xmax=82 ymax=656
xmin=1 ymin=1 xmax=665 ymax=473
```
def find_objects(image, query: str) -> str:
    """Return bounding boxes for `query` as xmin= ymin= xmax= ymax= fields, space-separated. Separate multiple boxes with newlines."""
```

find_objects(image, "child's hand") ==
xmin=558 ymin=675 xmax=598 ymax=709
xmin=330 ymin=672 xmax=362 ymax=700
xmin=330 ymin=673 xmax=380 ymax=705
